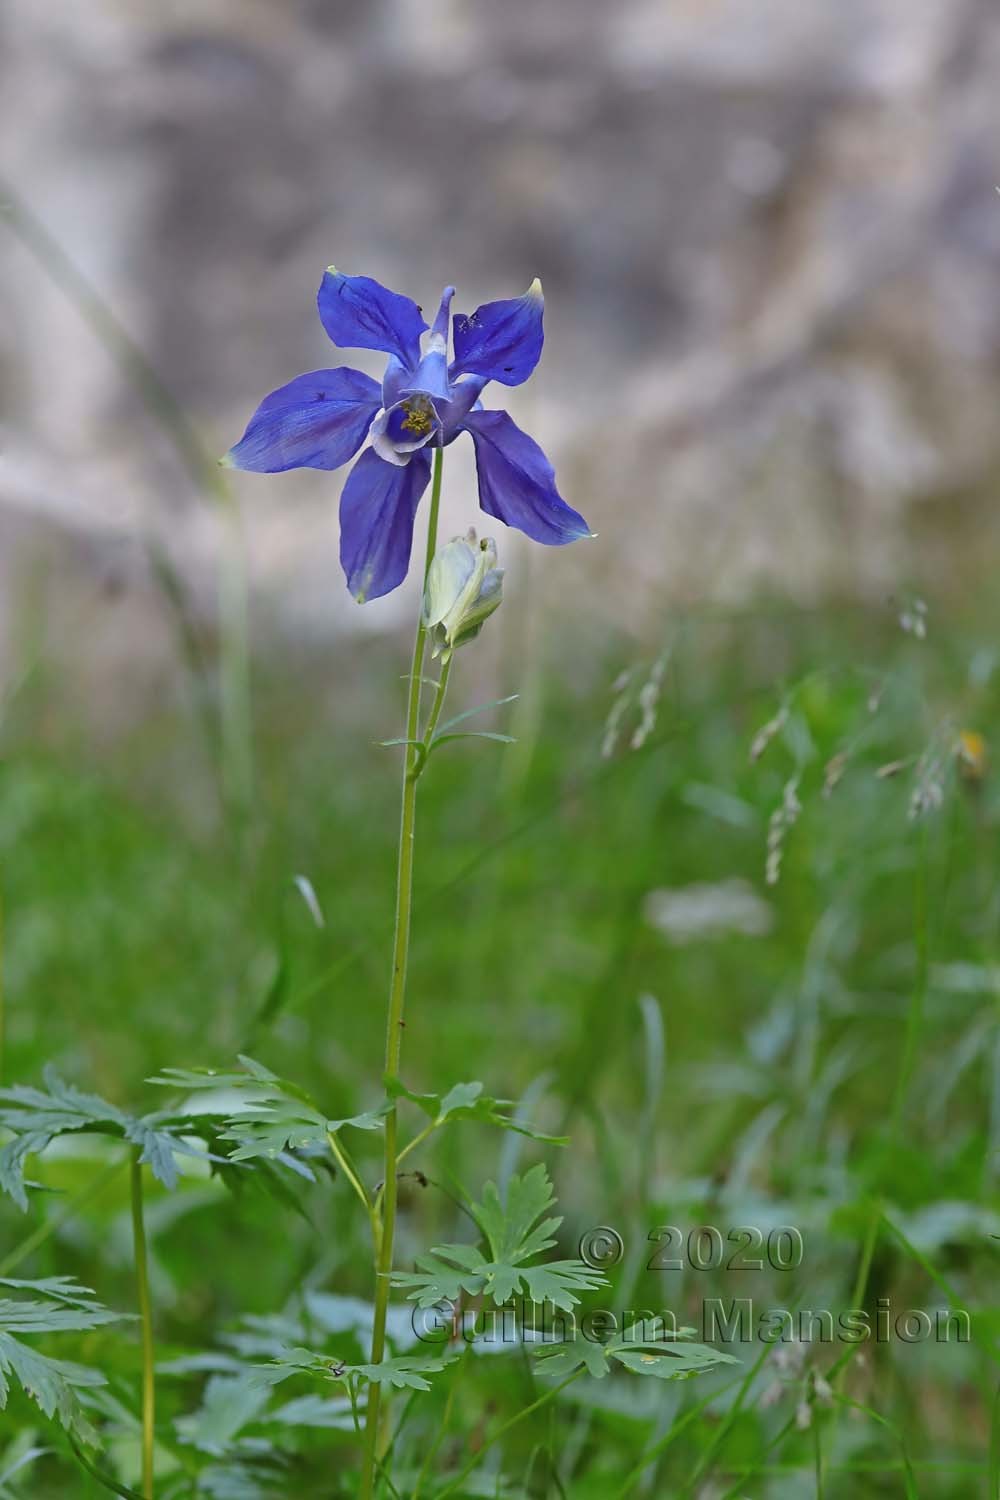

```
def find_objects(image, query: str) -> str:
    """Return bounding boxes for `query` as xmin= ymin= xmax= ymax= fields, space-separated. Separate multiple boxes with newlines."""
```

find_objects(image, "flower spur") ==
xmin=224 ymin=270 xmax=591 ymax=601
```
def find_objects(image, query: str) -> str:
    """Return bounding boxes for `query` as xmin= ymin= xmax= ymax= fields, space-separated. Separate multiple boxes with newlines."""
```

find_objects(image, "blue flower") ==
xmin=224 ymin=271 xmax=591 ymax=602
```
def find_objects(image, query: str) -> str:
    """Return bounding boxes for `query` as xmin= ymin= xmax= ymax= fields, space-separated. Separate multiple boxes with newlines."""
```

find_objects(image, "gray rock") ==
xmin=1 ymin=0 xmax=999 ymax=669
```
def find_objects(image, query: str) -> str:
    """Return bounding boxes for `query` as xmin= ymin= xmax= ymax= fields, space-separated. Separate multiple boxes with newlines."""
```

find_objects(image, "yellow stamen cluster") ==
xmin=400 ymin=398 xmax=434 ymax=436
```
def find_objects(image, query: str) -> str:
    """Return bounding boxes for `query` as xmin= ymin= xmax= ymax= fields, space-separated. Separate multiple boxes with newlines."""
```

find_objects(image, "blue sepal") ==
xmin=224 ymin=367 xmax=380 ymax=473
xmin=464 ymin=408 xmax=590 ymax=545
xmin=340 ymin=447 xmax=432 ymax=602
xmin=318 ymin=269 xmax=427 ymax=368
xmin=451 ymin=280 xmax=544 ymax=387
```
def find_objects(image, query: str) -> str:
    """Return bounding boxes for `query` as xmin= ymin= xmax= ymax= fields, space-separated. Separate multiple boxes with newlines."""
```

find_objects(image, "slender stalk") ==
xmin=392 ymin=1121 xmax=438 ymax=1174
xmin=679 ymin=1342 xmax=775 ymax=1495
xmin=613 ymin=1374 xmax=746 ymax=1500
xmin=813 ymin=1415 xmax=824 ymax=1498
xmin=412 ymin=1349 xmax=467 ymax=1500
xmin=130 ymin=1151 xmax=155 ymax=1499
xmin=327 ymin=1129 xmax=382 ymax=1251
xmin=422 ymin=658 xmax=453 ymax=746
xmin=359 ymin=448 xmax=444 ymax=1500
xmin=824 ymin=823 xmax=930 ymax=1479
xmin=432 ymin=1369 xmax=584 ymax=1500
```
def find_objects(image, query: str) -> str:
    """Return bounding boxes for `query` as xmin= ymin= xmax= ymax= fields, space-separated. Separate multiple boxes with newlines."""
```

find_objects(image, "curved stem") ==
xmin=422 ymin=657 xmax=453 ymax=748
xmin=327 ymin=1130 xmax=381 ymax=1252
xmin=432 ymin=1369 xmax=584 ymax=1500
xmin=412 ymin=1349 xmax=467 ymax=1500
xmin=359 ymin=448 xmax=444 ymax=1500
xmin=130 ymin=1151 xmax=155 ymax=1499
xmin=393 ymin=1120 xmax=438 ymax=1173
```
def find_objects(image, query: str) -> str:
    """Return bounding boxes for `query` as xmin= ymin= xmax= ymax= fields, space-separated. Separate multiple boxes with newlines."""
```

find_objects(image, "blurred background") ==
xmin=3 ymin=0 xmax=1000 ymax=707
xmin=3 ymin=6 xmax=1000 ymax=1493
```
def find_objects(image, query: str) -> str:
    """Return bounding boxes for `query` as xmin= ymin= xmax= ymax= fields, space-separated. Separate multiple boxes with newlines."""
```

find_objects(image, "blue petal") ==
xmin=463 ymin=409 xmax=590 ymax=545
xmin=224 ymin=367 xmax=381 ymax=473
xmin=401 ymin=287 xmax=455 ymax=403
xmin=382 ymin=355 xmax=410 ymax=409
xmin=318 ymin=269 xmax=427 ymax=368
xmin=451 ymin=280 xmax=544 ymax=387
xmin=439 ymin=374 xmax=488 ymax=443
xmin=340 ymin=447 xmax=432 ymax=602
xmin=370 ymin=398 xmax=441 ymax=467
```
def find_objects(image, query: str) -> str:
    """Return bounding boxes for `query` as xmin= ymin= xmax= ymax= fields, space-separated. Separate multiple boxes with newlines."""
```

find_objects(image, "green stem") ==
xmin=679 ymin=1342 xmax=775 ymax=1495
xmin=888 ymin=823 xmax=929 ymax=1140
xmin=327 ymin=1130 xmax=381 ymax=1251
xmin=393 ymin=1120 xmax=438 ymax=1174
xmin=422 ymin=658 xmax=453 ymax=747
xmin=129 ymin=1151 xmax=155 ymax=1499
xmin=613 ymin=1374 xmax=746 ymax=1500
xmin=814 ymin=1414 xmax=824 ymax=1498
xmin=358 ymin=448 xmax=444 ymax=1500
xmin=432 ymin=1370 xmax=584 ymax=1500
xmin=412 ymin=1349 xmax=467 ymax=1500
xmin=825 ymin=823 xmax=930 ymax=1478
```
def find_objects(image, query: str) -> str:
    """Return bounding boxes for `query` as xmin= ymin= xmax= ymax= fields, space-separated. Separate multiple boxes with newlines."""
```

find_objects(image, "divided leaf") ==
xmin=0 ymin=1070 xmax=211 ymax=1209
xmin=392 ymin=1166 xmax=606 ymax=1312
xmin=534 ymin=1320 xmax=740 ymax=1383
xmin=252 ymin=1345 xmax=458 ymax=1393
xmin=387 ymin=1078 xmax=566 ymax=1145
xmin=150 ymin=1057 xmax=389 ymax=1167
xmin=0 ymin=1277 xmax=124 ymax=1442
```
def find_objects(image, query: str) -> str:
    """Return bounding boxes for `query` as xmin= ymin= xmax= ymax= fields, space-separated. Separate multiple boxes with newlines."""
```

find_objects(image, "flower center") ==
xmin=400 ymin=397 xmax=434 ymax=437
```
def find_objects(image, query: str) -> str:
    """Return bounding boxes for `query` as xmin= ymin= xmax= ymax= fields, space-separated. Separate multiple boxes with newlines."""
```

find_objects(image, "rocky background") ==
xmin=2 ymin=0 xmax=1000 ymax=694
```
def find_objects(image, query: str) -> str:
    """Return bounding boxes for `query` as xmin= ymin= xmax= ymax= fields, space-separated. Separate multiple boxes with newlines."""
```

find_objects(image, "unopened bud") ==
xmin=422 ymin=529 xmax=503 ymax=661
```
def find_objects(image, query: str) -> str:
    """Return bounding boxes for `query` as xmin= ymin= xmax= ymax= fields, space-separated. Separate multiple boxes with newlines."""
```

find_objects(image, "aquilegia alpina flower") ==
xmin=224 ymin=270 xmax=591 ymax=602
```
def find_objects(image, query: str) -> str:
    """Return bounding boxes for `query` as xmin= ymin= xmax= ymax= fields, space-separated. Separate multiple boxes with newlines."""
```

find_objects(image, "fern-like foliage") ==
xmin=256 ymin=1345 xmax=460 ymax=1393
xmin=391 ymin=1164 xmax=606 ymax=1311
xmin=0 ymin=1068 xmax=213 ymax=1209
xmin=534 ymin=1318 xmax=740 ymax=1382
xmin=387 ymin=1077 xmax=566 ymax=1143
xmin=148 ymin=1056 xmax=388 ymax=1167
xmin=0 ymin=1276 xmax=124 ymax=1442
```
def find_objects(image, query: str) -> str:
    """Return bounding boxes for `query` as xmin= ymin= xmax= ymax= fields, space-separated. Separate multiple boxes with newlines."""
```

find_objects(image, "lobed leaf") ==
xmin=534 ymin=1322 xmax=740 ymax=1383
xmin=387 ymin=1077 xmax=566 ymax=1145
xmin=0 ymin=1277 xmax=124 ymax=1441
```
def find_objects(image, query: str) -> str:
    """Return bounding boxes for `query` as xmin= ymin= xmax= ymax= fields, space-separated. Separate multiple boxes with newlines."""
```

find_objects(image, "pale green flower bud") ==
xmin=422 ymin=529 xmax=504 ymax=661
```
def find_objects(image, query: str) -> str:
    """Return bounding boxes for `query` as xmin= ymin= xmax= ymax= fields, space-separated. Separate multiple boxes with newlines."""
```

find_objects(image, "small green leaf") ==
xmin=436 ymin=694 xmax=519 ymax=734
xmin=0 ymin=1070 xmax=213 ymax=1206
xmin=255 ymin=1346 xmax=458 ymax=1393
xmin=427 ymin=731 xmax=515 ymax=755
xmin=0 ymin=1277 xmax=123 ymax=1441
xmin=393 ymin=1167 xmax=606 ymax=1311
xmin=533 ymin=1338 xmax=610 ymax=1380
xmin=149 ymin=1057 xmax=387 ymax=1167
xmin=350 ymin=1352 xmax=460 ymax=1391
xmin=386 ymin=1078 xmax=566 ymax=1145
xmin=535 ymin=1324 xmax=739 ymax=1383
